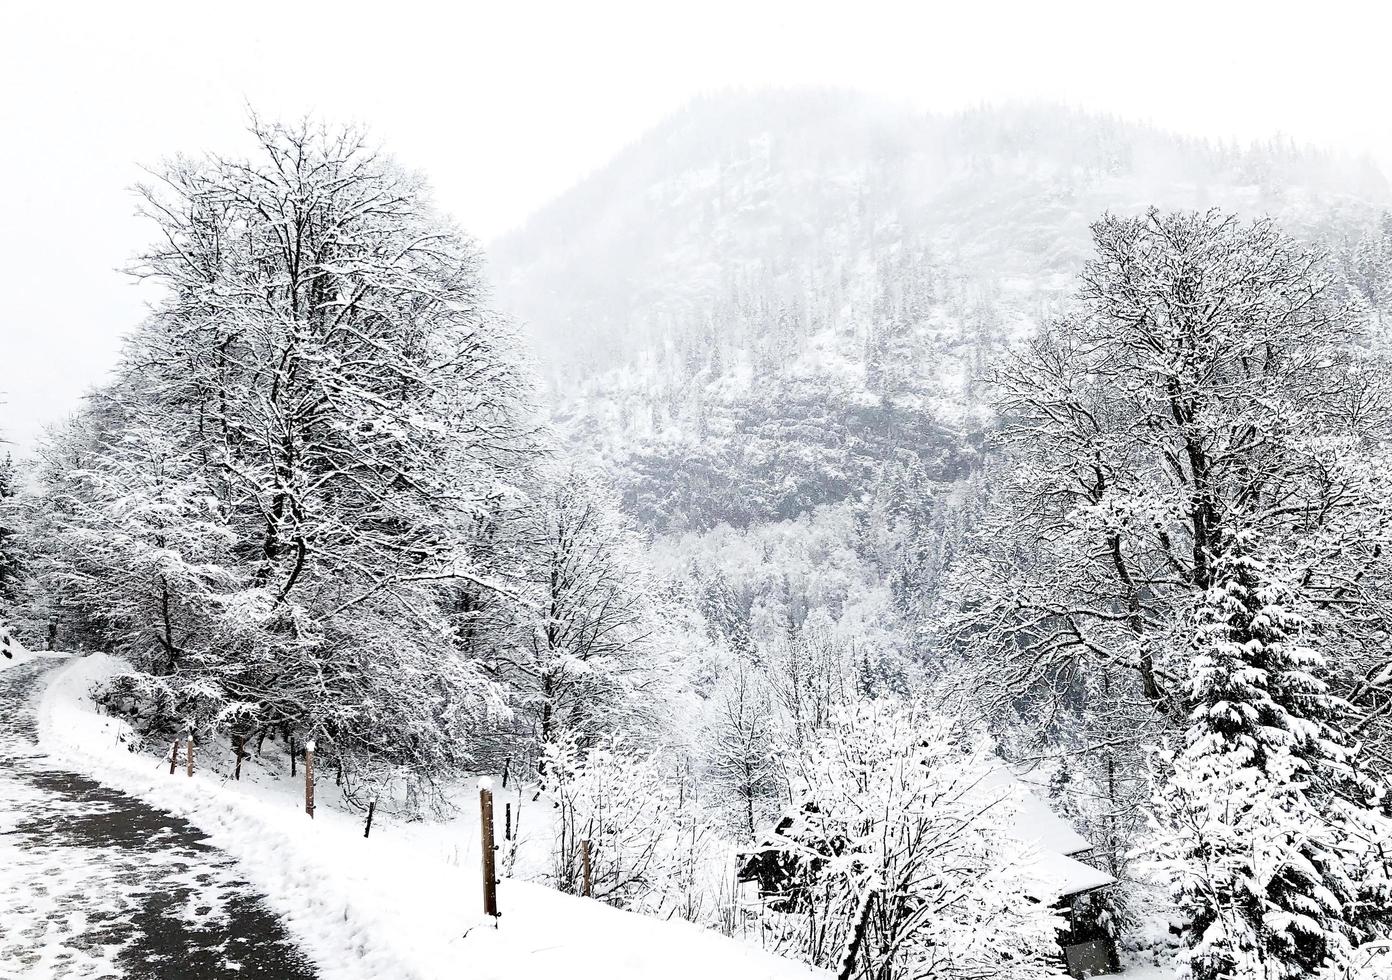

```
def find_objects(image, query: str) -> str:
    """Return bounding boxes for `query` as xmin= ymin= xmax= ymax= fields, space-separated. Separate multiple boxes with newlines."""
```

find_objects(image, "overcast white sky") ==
xmin=3 ymin=0 xmax=1391 ymax=455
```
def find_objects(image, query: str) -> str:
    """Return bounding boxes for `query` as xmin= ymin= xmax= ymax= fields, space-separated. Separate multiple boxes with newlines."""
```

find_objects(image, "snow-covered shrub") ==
xmin=91 ymin=672 xmax=182 ymax=733
xmin=541 ymin=733 xmax=723 ymax=922
xmin=759 ymin=700 xmax=1065 ymax=980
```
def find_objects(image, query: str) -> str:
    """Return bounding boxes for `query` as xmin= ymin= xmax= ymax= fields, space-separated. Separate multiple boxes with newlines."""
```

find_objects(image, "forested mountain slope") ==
xmin=484 ymin=102 xmax=1392 ymax=968
xmin=493 ymin=93 xmax=1388 ymax=531
xmin=490 ymin=92 xmax=1392 ymax=660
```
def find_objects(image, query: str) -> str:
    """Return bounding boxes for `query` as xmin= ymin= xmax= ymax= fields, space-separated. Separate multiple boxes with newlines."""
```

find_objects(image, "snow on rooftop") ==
xmin=979 ymin=766 xmax=1095 ymax=855
xmin=1022 ymin=848 xmax=1117 ymax=900
xmin=978 ymin=765 xmax=1116 ymax=900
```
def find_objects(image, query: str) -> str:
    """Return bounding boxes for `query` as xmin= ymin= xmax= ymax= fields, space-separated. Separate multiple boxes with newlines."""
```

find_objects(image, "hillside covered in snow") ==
xmin=489 ymin=90 xmax=1392 ymax=698
xmin=493 ymin=94 xmax=1390 ymax=531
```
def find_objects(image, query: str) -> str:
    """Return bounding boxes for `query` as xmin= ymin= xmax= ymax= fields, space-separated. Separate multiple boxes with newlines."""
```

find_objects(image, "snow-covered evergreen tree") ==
xmin=1147 ymin=537 xmax=1392 ymax=980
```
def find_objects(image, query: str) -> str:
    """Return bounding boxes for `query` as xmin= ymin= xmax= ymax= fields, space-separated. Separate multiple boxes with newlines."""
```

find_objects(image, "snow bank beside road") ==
xmin=37 ymin=654 xmax=823 ymax=980
xmin=38 ymin=654 xmax=413 ymax=979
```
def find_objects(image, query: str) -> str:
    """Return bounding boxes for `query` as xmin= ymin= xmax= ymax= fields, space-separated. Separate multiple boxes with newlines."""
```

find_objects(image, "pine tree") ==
xmin=1148 ymin=536 xmax=1392 ymax=980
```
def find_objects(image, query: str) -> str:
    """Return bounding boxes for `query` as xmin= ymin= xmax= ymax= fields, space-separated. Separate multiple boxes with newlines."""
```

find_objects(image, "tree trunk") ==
xmin=837 ymin=888 xmax=876 ymax=980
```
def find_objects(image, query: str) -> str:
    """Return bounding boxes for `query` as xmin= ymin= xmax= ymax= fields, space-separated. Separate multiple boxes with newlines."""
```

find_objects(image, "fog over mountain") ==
xmin=493 ymin=92 xmax=1390 ymax=533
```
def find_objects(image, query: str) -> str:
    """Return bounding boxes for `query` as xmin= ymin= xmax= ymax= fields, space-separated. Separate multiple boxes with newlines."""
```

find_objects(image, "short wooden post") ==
xmin=304 ymin=739 xmax=316 ymax=819
xmin=479 ymin=778 xmax=499 ymax=918
xmin=290 ymin=738 xmax=297 ymax=777
xmin=169 ymin=739 xmax=179 ymax=775
xmin=186 ymin=736 xmax=195 ymax=777
xmin=581 ymin=838 xmax=593 ymax=898
xmin=505 ymin=802 xmax=512 ymax=842
xmin=364 ymin=797 xmax=376 ymax=839
xmin=234 ymin=735 xmax=245 ymax=781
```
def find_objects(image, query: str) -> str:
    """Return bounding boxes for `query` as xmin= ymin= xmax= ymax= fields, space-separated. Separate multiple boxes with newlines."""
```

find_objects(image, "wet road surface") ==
xmin=0 ymin=659 xmax=317 ymax=979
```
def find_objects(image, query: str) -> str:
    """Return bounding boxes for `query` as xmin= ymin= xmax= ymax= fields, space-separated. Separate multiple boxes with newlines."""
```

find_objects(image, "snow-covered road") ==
xmin=0 ymin=659 xmax=318 ymax=979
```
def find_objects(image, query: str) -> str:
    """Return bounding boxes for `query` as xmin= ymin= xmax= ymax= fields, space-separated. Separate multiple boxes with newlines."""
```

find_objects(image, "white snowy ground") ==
xmin=31 ymin=653 xmax=825 ymax=980
xmin=27 ymin=652 xmax=1389 ymax=980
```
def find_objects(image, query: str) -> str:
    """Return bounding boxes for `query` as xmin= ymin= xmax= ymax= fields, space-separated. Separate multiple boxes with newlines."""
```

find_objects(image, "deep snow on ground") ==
xmin=32 ymin=653 xmax=825 ymax=980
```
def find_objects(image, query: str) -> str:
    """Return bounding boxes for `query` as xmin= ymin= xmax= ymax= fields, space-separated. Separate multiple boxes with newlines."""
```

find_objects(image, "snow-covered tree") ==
xmin=1336 ymin=211 xmax=1392 ymax=345
xmin=705 ymin=659 xmax=779 ymax=839
xmin=956 ymin=209 xmax=1392 ymax=719
xmin=511 ymin=470 xmax=665 ymax=748
xmin=761 ymin=700 xmax=1065 ymax=980
xmin=947 ymin=209 xmax=1392 ymax=970
xmin=764 ymin=626 xmax=855 ymax=747
xmin=0 ymin=451 xmax=27 ymax=637
xmin=38 ymin=424 xmax=236 ymax=674
xmin=1146 ymin=538 xmax=1392 ymax=980
xmin=29 ymin=117 xmax=536 ymax=792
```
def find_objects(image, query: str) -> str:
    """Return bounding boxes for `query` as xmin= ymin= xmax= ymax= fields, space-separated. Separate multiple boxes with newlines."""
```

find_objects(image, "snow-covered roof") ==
xmin=1021 ymin=848 xmax=1116 ymax=899
xmin=979 ymin=767 xmax=1095 ymax=856
xmin=979 ymin=766 xmax=1116 ymax=899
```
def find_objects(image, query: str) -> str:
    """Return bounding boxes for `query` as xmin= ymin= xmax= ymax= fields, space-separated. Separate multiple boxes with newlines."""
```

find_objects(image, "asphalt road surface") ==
xmin=0 ymin=659 xmax=317 ymax=979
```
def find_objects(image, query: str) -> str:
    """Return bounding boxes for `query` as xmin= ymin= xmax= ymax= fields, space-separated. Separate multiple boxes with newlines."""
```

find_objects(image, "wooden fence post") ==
xmin=364 ymin=797 xmax=376 ymax=839
xmin=169 ymin=739 xmax=179 ymax=775
xmin=505 ymin=802 xmax=512 ymax=842
xmin=186 ymin=736 xmax=195 ymax=777
xmin=304 ymin=739 xmax=316 ymax=819
xmin=479 ymin=778 xmax=499 ymax=918
xmin=581 ymin=838 xmax=593 ymax=898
